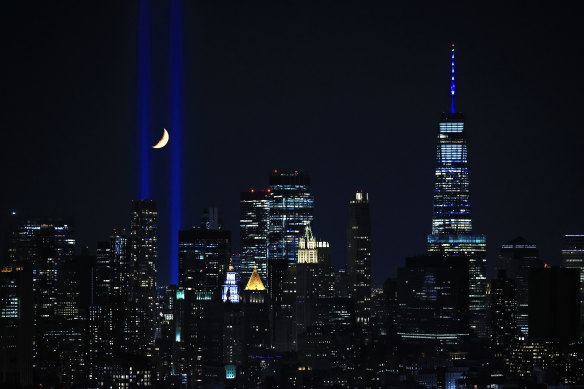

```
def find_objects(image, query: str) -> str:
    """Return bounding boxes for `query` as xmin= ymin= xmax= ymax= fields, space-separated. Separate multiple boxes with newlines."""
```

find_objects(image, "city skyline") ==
xmin=2 ymin=3 xmax=584 ymax=287
xmin=2 ymin=3 xmax=584 ymax=387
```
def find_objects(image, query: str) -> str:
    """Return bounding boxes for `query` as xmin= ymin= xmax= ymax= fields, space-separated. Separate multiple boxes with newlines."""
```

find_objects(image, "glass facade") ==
xmin=432 ymin=115 xmax=471 ymax=235
xmin=240 ymin=190 xmax=270 ymax=288
xmin=427 ymin=113 xmax=488 ymax=338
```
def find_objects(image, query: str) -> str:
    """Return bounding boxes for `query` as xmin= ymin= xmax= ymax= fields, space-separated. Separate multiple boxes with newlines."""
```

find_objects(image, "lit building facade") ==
xmin=7 ymin=218 xmax=82 ymax=385
xmin=240 ymin=190 xmax=270 ymax=287
xmin=128 ymin=200 xmax=158 ymax=358
xmin=347 ymin=190 xmax=372 ymax=327
xmin=427 ymin=46 xmax=487 ymax=337
xmin=267 ymin=170 xmax=314 ymax=352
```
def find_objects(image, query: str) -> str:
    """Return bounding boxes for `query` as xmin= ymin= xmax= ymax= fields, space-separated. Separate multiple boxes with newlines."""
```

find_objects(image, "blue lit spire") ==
xmin=450 ymin=43 xmax=455 ymax=113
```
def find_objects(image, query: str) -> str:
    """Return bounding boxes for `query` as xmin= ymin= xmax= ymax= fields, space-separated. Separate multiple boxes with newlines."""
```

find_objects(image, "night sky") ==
xmin=2 ymin=1 xmax=583 ymax=286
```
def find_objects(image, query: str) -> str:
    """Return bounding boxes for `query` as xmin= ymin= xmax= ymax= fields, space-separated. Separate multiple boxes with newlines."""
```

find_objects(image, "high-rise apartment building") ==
xmin=7 ymin=218 xmax=82 ymax=385
xmin=128 ymin=200 xmax=158 ymax=358
xmin=427 ymin=45 xmax=487 ymax=337
xmin=562 ymin=234 xmax=584 ymax=336
xmin=347 ymin=190 xmax=372 ymax=327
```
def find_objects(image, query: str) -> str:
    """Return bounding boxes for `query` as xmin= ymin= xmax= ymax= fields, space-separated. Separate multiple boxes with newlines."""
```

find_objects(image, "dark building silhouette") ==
xmin=528 ymin=266 xmax=580 ymax=343
xmin=489 ymin=269 xmax=518 ymax=364
xmin=0 ymin=263 xmax=33 ymax=387
xmin=497 ymin=236 xmax=542 ymax=337
xmin=178 ymin=220 xmax=231 ymax=386
xmin=562 ymin=234 xmax=584 ymax=337
xmin=396 ymin=254 xmax=469 ymax=345
xmin=347 ymin=190 xmax=372 ymax=327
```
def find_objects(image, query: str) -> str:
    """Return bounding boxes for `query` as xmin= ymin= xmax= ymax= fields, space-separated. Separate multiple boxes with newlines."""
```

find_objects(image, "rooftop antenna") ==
xmin=450 ymin=43 xmax=455 ymax=113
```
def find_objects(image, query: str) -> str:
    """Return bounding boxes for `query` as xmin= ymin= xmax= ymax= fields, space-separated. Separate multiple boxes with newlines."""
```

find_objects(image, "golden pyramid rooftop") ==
xmin=245 ymin=266 xmax=265 ymax=291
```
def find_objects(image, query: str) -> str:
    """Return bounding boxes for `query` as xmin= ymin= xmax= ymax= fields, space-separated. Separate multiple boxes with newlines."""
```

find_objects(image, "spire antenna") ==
xmin=450 ymin=43 xmax=455 ymax=113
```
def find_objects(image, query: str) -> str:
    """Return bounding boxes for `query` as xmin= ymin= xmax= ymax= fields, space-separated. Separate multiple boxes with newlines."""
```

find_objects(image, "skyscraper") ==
xmin=427 ymin=45 xmax=487 ymax=337
xmin=240 ymin=190 xmax=270 ymax=287
xmin=489 ymin=270 xmax=518 ymax=360
xmin=128 ymin=200 xmax=158 ymax=358
xmin=267 ymin=170 xmax=314 ymax=352
xmin=0 ymin=264 xmax=33 ymax=387
xmin=562 ymin=234 xmax=584 ymax=336
xmin=497 ymin=237 xmax=542 ymax=336
xmin=178 ymin=219 xmax=231 ymax=385
xmin=347 ymin=190 xmax=372 ymax=327
xmin=7 ymin=218 xmax=82 ymax=385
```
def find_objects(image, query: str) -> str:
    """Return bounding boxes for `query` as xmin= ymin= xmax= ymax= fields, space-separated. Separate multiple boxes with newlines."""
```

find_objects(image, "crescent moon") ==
xmin=152 ymin=128 xmax=169 ymax=149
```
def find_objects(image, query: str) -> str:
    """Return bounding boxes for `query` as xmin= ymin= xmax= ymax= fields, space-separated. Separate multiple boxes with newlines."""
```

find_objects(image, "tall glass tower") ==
xmin=427 ymin=45 xmax=487 ymax=337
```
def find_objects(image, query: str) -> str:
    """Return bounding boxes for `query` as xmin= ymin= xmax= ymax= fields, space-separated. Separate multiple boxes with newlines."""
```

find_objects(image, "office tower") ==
xmin=127 ymin=200 xmax=158 ymax=358
xmin=178 ymin=220 xmax=231 ymax=386
xmin=268 ymin=170 xmax=314 ymax=352
xmin=528 ymin=267 xmax=580 ymax=343
xmin=240 ymin=190 xmax=270 ymax=287
xmin=490 ymin=270 xmax=518 ymax=359
xmin=347 ymin=190 xmax=372 ymax=327
xmin=0 ymin=264 xmax=33 ymax=387
xmin=7 ymin=218 xmax=83 ymax=385
xmin=497 ymin=237 xmax=542 ymax=336
xmin=396 ymin=254 xmax=469 ymax=345
xmin=562 ymin=234 xmax=584 ymax=336
xmin=427 ymin=45 xmax=487 ymax=337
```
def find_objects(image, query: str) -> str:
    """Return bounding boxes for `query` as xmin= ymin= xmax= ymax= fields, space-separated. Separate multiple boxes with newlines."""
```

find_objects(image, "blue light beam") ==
xmin=170 ymin=0 xmax=183 ymax=284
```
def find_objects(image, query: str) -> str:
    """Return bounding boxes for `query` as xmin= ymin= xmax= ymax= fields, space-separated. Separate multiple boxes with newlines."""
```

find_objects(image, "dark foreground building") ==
xmin=528 ymin=266 xmax=580 ymax=343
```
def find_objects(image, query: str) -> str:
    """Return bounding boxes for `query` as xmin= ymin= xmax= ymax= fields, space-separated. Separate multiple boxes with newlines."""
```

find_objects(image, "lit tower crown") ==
xmin=222 ymin=260 xmax=240 ymax=303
